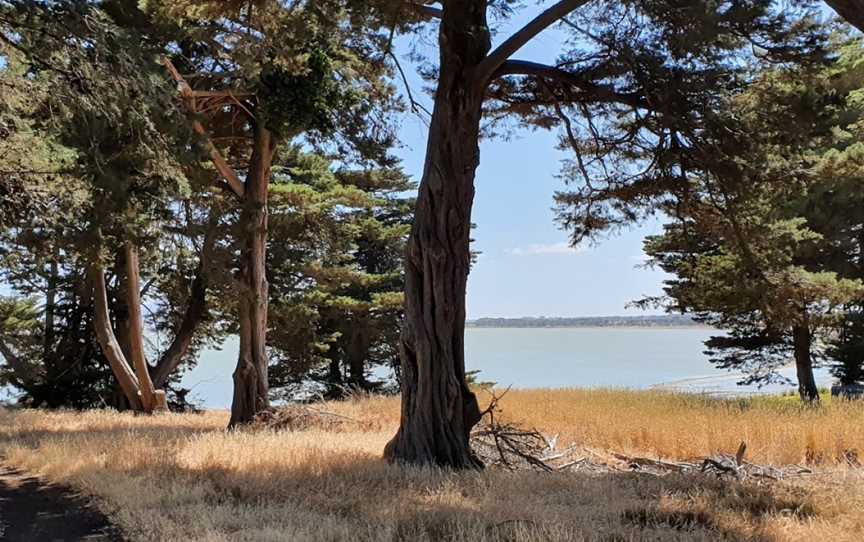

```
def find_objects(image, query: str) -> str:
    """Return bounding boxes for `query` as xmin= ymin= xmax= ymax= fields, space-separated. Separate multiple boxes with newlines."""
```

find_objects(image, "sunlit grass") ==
xmin=1 ymin=389 xmax=862 ymax=541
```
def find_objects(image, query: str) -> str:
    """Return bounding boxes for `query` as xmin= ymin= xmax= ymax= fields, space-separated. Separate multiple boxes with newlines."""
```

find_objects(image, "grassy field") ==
xmin=1 ymin=389 xmax=863 ymax=541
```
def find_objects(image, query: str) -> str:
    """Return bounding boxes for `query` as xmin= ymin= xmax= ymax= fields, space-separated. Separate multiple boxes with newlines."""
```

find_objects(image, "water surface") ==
xmin=180 ymin=327 xmax=832 ymax=408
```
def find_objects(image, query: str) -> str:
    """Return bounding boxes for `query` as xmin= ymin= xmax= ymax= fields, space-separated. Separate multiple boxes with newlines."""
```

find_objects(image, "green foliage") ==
xmin=624 ymin=33 xmax=864 ymax=386
xmin=258 ymin=48 xmax=358 ymax=138
xmin=266 ymin=147 xmax=413 ymax=398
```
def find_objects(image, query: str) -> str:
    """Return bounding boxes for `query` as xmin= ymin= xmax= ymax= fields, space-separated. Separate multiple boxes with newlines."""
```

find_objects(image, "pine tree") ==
xmin=616 ymin=33 xmax=864 ymax=401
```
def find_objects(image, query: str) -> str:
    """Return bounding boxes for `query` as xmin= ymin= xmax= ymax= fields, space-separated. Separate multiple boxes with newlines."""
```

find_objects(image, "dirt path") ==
xmin=0 ymin=466 xmax=123 ymax=541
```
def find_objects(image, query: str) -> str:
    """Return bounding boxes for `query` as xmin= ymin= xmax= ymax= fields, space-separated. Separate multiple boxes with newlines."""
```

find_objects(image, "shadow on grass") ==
xmin=0 ymin=420 xmax=823 ymax=542
xmin=169 ymin=456 xmax=819 ymax=541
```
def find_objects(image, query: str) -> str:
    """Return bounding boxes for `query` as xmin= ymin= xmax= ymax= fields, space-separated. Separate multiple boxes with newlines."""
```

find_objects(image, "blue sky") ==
xmin=0 ymin=10 xmax=668 ymax=319
xmin=391 ymin=11 xmax=669 ymax=319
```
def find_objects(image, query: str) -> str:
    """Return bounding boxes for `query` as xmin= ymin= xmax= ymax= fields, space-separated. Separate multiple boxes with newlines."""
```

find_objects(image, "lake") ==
xmin=180 ymin=327 xmax=833 ymax=408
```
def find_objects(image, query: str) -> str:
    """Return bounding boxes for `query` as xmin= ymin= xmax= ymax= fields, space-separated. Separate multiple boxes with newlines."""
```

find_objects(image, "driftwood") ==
xmin=250 ymin=405 xmax=375 ymax=432
xmin=469 ymin=395 xmax=818 ymax=481
xmin=471 ymin=388 xmax=559 ymax=471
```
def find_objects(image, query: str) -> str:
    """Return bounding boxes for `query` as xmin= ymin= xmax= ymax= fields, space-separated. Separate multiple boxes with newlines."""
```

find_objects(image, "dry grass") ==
xmin=1 ymin=389 xmax=863 ymax=541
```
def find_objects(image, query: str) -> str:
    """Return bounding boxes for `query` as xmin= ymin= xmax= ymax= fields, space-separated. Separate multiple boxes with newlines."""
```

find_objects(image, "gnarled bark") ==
xmin=383 ymin=2 xmax=489 ymax=468
xmin=229 ymin=123 xmax=275 ymax=427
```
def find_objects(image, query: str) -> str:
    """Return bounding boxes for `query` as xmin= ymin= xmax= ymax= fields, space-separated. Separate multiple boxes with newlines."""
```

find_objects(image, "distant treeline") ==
xmin=467 ymin=315 xmax=702 ymax=328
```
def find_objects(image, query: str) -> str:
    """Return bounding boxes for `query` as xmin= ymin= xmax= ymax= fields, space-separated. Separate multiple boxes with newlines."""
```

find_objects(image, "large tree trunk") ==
xmin=384 ymin=2 xmax=489 ymax=468
xmin=229 ymin=123 xmax=275 ymax=427
xmin=792 ymin=321 xmax=820 ymax=403
xmin=90 ymin=263 xmax=144 ymax=411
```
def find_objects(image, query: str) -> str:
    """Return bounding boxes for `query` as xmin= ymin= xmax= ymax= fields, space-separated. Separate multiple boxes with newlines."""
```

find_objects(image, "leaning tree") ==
xmin=372 ymin=0 xmax=831 ymax=468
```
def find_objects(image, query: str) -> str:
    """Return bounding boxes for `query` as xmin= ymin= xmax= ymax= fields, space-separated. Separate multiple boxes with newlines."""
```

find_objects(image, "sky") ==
xmin=4 ymin=5 xmax=842 ymax=320
xmin=0 ymin=6 xmax=670 ymax=320
xmin=390 ymin=10 xmax=669 ymax=320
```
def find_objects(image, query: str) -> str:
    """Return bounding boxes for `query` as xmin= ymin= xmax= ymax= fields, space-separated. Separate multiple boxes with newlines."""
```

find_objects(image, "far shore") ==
xmin=465 ymin=325 xmax=712 ymax=330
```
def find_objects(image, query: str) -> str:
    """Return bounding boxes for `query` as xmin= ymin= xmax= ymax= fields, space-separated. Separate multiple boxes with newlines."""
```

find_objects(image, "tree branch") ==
xmin=388 ymin=50 xmax=432 ymax=121
xmin=493 ymin=59 xmax=648 ymax=109
xmin=151 ymin=221 xmax=216 ymax=388
xmin=0 ymin=334 xmax=36 ymax=386
xmin=475 ymin=0 xmax=592 ymax=84
xmin=410 ymin=2 xmax=443 ymax=19
xmin=162 ymin=57 xmax=247 ymax=199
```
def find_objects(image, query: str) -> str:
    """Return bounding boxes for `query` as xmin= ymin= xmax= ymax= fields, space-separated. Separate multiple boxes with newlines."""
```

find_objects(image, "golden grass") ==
xmin=484 ymin=389 xmax=864 ymax=465
xmin=1 ymin=389 xmax=863 ymax=542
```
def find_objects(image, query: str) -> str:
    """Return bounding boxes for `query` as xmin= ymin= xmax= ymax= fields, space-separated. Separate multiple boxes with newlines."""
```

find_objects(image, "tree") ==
xmin=265 ymin=156 xmax=412 ymax=399
xmin=151 ymin=0 xmax=398 ymax=424
xmin=0 ymin=2 xmax=226 ymax=411
xmin=0 ymin=37 xmax=119 ymax=408
xmin=373 ymin=0 xmax=825 ymax=467
xmin=568 ymin=30 xmax=864 ymax=402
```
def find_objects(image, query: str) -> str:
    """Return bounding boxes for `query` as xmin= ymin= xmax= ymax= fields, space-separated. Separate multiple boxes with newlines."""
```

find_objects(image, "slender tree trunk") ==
xmin=792 ymin=318 xmax=820 ymax=403
xmin=90 ymin=263 xmax=144 ymax=411
xmin=384 ymin=2 xmax=489 ymax=468
xmin=151 ymin=228 xmax=215 ymax=388
xmin=230 ymin=123 xmax=275 ymax=427
xmin=43 ymin=253 xmax=58 ymax=359
xmin=347 ymin=324 xmax=371 ymax=390
xmin=123 ymin=243 xmax=162 ymax=411
xmin=326 ymin=357 xmax=343 ymax=399
xmin=0 ymin=336 xmax=36 ymax=388
xmin=113 ymin=250 xmax=134 ymax=360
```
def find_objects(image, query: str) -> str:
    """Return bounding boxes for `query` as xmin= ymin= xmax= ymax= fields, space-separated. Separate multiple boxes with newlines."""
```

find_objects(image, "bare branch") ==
xmin=493 ymin=59 xmax=648 ymax=109
xmin=388 ymin=50 xmax=432 ymax=122
xmin=474 ymin=0 xmax=591 ymax=84
xmin=162 ymin=57 xmax=247 ymax=199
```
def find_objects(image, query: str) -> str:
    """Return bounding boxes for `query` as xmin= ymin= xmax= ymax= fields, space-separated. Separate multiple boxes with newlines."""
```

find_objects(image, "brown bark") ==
xmin=825 ymin=0 xmax=864 ymax=33
xmin=229 ymin=122 xmax=275 ymax=427
xmin=151 ymin=229 xmax=215 ymax=389
xmin=793 ymin=321 xmax=820 ymax=403
xmin=347 ymin=324 xmax=372 ymax=389
xmin=123 ymin=243 xmax=159 ymax=412
xmin=113 ymin=250 xmax=134 ymax=360
xmin=383 ymin=2 xmax=490 ymax=468
xmin=90 ymin=263 xmax=144 ymax=411
xmin=43 ymin=254 xmax=58 ymax=359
